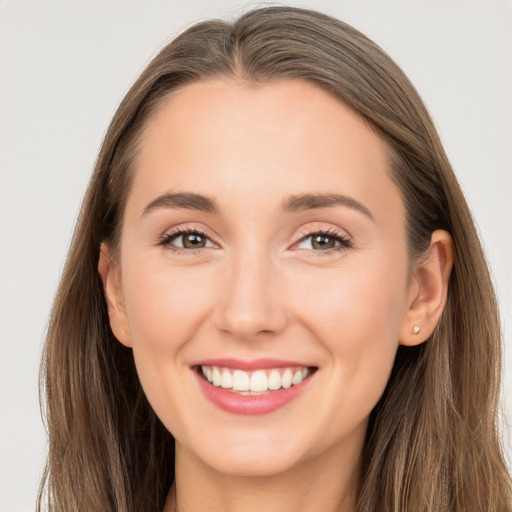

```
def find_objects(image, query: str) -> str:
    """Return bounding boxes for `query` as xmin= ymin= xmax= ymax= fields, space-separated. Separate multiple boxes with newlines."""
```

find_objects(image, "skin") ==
xmin=99 ymin=79 xmax=453 ymax=512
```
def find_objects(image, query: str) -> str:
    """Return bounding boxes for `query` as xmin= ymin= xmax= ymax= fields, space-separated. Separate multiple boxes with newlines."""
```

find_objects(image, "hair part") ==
xmin=39 ymin=6 xmax=511 ymax=511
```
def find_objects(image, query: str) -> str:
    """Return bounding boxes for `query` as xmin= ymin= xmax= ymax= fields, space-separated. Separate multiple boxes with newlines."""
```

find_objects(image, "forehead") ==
xmin=138 ymin=79 xmax=385 ymax=167
xmin=129 ymin=79 xmax=404 ymax=226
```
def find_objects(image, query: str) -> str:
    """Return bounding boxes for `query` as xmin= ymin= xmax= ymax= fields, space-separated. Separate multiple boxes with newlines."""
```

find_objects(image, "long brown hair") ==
xmin=38 ymin=6 xmax=511 ymax=511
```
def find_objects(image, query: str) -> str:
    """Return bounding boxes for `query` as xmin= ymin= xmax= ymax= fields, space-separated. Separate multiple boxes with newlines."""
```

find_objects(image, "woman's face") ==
xmin=109 ymin=79 xmax=415 ymax=476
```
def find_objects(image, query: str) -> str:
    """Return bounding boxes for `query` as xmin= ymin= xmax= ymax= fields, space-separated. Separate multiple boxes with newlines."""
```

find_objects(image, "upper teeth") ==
xmin=201 ymin=366 xmax=311 ymax=393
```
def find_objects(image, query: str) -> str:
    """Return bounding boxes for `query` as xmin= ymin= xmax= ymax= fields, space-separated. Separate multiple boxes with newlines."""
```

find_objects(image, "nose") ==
xmin=214 ymin=250 xmax=288 ymax=340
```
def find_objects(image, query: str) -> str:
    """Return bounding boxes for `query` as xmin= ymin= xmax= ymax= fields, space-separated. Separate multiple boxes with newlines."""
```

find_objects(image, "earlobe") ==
xmin=399 ymin=230 xmax=454 ymax=347
xmin=98 ymin=242 xmax=132 ymax=347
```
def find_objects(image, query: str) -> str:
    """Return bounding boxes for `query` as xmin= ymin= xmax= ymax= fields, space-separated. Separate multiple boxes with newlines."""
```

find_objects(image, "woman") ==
xmin=38 ymin=6 xmax=511 ymax=511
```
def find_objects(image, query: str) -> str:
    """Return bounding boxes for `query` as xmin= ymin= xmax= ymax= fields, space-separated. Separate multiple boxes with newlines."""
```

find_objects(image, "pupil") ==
xmin=183 ymin=233 xmax=206 ymax=248
xmin=312 ymin=235 xmax=335 ymax=250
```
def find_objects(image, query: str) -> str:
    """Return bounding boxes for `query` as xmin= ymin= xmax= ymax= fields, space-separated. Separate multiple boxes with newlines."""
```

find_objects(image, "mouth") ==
xmin=192 ymin=359 xmax=318 ymax=414
xmin=196 ymin=365 xmax=315 ymax=395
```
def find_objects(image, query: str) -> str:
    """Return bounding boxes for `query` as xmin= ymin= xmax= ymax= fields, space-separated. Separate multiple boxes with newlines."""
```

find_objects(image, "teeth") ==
xmin=220 ymin=369 xmax=232 ymax=389
xmin=268 ymin=369 xmax=281 ymax=390
xmin=200 ymin=365 xmax=312 ymax=393
xmin=212 ymin=367 xmax=222 ymax=387
xmin=249 ymin=370 xmax=268 ymax=392
xmin=232 ymin=370 xmax=249 ymax=391
xmin=292 ymin=370 xmax=303 ymax=385
xmin=281 ymin=368 xmax=293 ymax=389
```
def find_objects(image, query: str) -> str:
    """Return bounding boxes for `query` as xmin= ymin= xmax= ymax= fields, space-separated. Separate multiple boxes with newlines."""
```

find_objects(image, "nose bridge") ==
xmin=215 ymin=244 xmax=286 ymax=339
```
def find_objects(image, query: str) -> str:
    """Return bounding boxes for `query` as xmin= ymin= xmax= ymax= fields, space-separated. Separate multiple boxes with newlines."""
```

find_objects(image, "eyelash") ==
xmin=157 ymin=227 xmax=352 ymax=255
xmin=293 ymin=228 xmax=352 ymax=255
xmin=158 ymin=227 xmax=213 ymax=253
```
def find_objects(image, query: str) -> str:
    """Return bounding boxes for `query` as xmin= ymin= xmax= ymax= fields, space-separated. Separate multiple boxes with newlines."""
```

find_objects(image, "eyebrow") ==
xmin=141 ymin=191 xmax=374 ymax=221
xmin=281 ymin=193 xmax=374 ymax=221
xmin=142 ymin=192 xmax=220 ymax=217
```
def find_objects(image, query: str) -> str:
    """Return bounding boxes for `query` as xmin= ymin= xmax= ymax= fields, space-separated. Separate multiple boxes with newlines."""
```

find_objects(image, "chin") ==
xmin=179 ymin=424 xmax=324 ymax=478
xmin=205 ymin=449 xmax=305 ymax=478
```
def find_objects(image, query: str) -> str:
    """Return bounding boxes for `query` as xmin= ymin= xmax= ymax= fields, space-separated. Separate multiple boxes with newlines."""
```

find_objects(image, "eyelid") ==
xmin=157 ymin=224 xmax=219 ymax=250
xmin=292 ymin=224 xmax=350 ymax=243
xmin=290 ymin=225 xmax=353 ymax=252
xmin=156 ymin=223 xmax=352 ymax=253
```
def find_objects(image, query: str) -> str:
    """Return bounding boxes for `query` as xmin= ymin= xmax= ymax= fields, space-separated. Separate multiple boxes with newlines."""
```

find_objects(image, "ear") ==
xmin=98 ymin=242 xmax=132 ymax=347
xmin=399 ymin=230 xmax=454 ymax=346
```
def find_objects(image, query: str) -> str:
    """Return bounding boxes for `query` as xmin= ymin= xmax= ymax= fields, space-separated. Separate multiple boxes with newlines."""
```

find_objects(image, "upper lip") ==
xmin=194 ymin=358 xmax=315 ymax=371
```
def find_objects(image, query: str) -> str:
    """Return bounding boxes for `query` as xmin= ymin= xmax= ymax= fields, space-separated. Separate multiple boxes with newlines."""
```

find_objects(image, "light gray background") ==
xmin=1 ymin=1 xmax=511 ymax=510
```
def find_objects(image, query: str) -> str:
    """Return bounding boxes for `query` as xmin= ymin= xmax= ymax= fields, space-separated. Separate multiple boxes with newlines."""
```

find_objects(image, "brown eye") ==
xmin=182 ymin=233 xmax=207 ymax=248
xmin=160 ymin=230 xmax=215 ymax=250
xmin=311 ymin=234 xmax=336 ymax=250
xmin=294 ymin=230 xmax=352 ymax=252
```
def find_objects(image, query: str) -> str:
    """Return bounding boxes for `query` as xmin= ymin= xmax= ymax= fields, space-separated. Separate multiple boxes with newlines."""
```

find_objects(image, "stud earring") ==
xmin=413 ymin=325 xmax=420 ymax=335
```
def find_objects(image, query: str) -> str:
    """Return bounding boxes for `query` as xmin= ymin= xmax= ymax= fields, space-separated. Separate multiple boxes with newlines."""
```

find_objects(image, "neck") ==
xmin=163 ymin=439 xmax=362 ymax=512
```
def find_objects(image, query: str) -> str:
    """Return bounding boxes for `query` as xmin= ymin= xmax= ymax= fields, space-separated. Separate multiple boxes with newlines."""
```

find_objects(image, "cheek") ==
xmin=289 ymin=256 xmax=408 ymax=415
xmin=120 ymin=258 xmax=217 ymax=413
xmin=295 ymin=257 xmax=407 ymax=346
xmin=119 ymin=259 xmax=217 ymax=431
xmin=123 ymin=260 xmax=212 ymax=350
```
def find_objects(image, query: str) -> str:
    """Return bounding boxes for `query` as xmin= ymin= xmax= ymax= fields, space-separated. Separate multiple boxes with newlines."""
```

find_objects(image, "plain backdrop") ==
xmin=1 ymin=1 xmax=511 ymax=510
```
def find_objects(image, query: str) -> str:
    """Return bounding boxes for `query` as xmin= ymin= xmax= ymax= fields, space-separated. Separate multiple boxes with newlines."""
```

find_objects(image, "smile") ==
xmin=200 ymin=365 xmax=312 ymax=394
xmin=194 ymin=359 xmax=317 ymax=415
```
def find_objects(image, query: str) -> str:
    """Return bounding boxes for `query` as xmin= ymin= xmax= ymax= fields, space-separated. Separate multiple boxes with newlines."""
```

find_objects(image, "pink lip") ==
xmin=194 ymin=358 xmax=311 ymax=371
xmin=193 ymin=365 xmax=315 ymax=416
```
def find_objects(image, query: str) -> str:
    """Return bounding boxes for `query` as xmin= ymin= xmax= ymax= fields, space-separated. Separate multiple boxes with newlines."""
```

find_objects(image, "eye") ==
xmin=294 ymin=229 xmax=351 ymax=252
xmin=159 ymin=229 xmax=215 ymax=250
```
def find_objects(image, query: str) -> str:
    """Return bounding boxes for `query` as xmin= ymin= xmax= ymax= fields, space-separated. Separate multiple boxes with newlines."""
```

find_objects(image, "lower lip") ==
xmin=195 ymin=370 xmax=313 ymax=415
